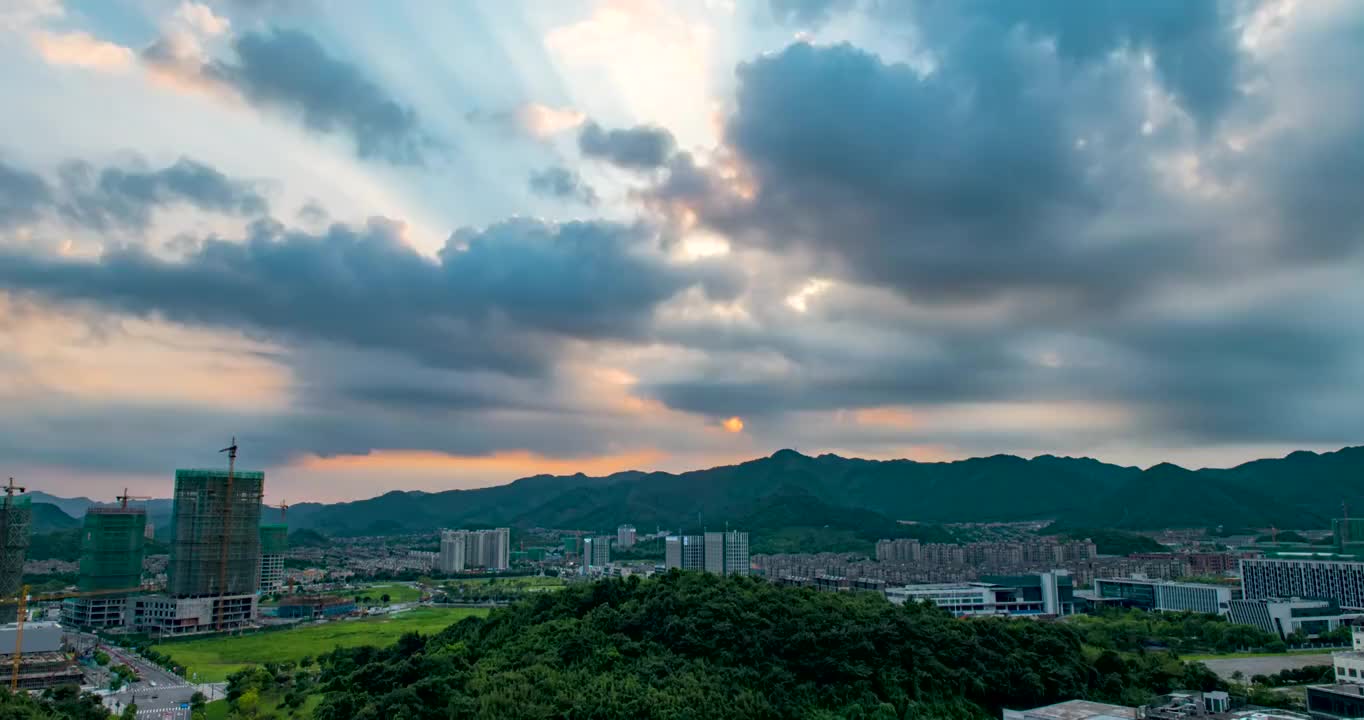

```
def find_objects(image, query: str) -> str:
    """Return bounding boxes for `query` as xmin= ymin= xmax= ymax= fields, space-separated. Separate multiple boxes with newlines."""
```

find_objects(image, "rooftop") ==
xmin=1004 ymin=699 xmax=1136 ymax=720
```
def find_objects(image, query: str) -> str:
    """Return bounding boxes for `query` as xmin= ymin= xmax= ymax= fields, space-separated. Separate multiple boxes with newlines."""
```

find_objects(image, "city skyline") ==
xmin=5 ymin=0 xmax=1364 ymax=501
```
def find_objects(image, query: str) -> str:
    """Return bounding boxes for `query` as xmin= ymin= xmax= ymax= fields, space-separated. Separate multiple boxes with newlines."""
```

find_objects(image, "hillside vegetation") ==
xmin=310 ymin=572 xmax=1222 ymax=719
xmin=282 ymin=446 xmax=1364 ymax=535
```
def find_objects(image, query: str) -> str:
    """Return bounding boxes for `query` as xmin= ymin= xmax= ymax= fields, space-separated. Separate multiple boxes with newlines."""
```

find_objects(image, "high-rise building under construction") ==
xmin=0 ymin=491 xmax=31 ymax=623
xmin=130 ymin=467 xmax=263 ymax=635
xmin=258 ymin=524 xmax=287 ymax=592
xmin=61 ymin=507 xmax=146 ymax=629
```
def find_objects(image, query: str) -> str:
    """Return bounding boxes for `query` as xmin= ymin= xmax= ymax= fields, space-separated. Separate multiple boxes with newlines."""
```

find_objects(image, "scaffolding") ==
xmin=259 ymin=524 xmax=288 ymax=555
xmin=168 ymin=469 xmax=264 ymax=597
xmin=78 ymin=508 xmax=147 ymax=593
xmin=0 ymin=495 xmax=30 ymax=624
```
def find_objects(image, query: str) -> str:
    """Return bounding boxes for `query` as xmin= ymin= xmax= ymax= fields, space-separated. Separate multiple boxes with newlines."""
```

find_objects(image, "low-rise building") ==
xmin=1093 ymin=577 xmax=1239 ymax=615
xmin=1227 ymin=597 xmax=1364 ymax=640
xmin=129 ymin=594 xmax=258 ymax=636
xmin=275 ymin=594 xmax=357 ymax=619
xmin=887 ymin=571 xmax=1074 ymax=617
xmin=0 ymin=622 xmax=80 ymax=690
xmin=1332 ymin=628 xmax=1364 ymax=684
xmin=1306 ymin=683 xmax=1364 ymax=719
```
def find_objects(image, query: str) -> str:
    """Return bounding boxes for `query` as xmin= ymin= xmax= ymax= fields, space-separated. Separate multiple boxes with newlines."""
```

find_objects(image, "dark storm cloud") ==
xmin=934 ymin=0 xmax=1245 ymax=126
xmin=0 ymin=160 xmax=52 ymax=229
xmin=0 ymin=216 xmax=732 ymax=375
xmin=0 ymin=155 xmax=267 ymax=232
xmin=670 ymin=42 xmax=1198 ymax=310
xmin=56 ymin=158 xmax=268 ymax=231
xmin=143 ymin=29 xmax=433 ymax=164
xmin=528 ymin=166 xmax=598 ymax=205
xmin=578 ymin=121 xmax=676 ymax=170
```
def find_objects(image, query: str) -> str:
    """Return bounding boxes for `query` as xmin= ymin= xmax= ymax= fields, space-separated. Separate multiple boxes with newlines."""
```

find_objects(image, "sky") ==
xmin=3 ymin=0 xmax=1364 ymax=502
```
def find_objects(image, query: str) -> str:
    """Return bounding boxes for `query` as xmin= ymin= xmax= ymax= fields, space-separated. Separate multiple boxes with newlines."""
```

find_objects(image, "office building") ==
xmin=1242 ymin=557 xmax=1364 ymax=609
xmin=704 ymin=531 xmax=750 ymax=576
xmin=439 ymin=528 xmax=511 ymax=573
xmin=1227 ymin=597 xmax=1363 ymax=639
xmin=616 ymin=525 xmax=637 ymax=549
xmin=258 ymin=524 xmax=287 ymax=593
xmin=584 ymin=536 xmax=611 ymax=568
xmin=1092 ymin=577 xmax=1238 ymax=615
xmin=61 ymin=507 xmax=146 ymax=629
xmin=886 ymin=571 xmax=1074 ymax=617
xmin=665 ymin=534 xmax=706 ymax=571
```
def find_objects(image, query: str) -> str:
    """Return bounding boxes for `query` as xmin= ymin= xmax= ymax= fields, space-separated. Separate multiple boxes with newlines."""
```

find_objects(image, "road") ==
xmin=95 ymin=640 xmax=224 ymax=719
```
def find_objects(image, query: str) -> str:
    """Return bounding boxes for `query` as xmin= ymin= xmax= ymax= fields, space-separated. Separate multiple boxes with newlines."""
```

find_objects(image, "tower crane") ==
xmin=215 ymin=438 xmax=237 ymax=632
xmin=115 ymin=488 xmax=152 ymax=509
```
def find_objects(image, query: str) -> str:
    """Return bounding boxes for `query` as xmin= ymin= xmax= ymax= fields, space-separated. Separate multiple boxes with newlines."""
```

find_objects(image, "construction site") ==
xmin=1 ymin=440 xmax=287 ymax=691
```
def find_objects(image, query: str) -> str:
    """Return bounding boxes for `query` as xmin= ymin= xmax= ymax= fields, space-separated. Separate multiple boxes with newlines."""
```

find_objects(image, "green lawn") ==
xmin=443 ymin=575 xmax=564 ymax=589
xmin=156 ymin=607 xmax=487 ymax=682
xmin=323 ymin=582 xmax=423 ymax=604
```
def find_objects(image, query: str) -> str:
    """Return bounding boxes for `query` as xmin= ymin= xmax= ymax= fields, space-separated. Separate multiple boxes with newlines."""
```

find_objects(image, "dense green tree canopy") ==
xmin=311 ymin=572 xmax=1222 ymax=719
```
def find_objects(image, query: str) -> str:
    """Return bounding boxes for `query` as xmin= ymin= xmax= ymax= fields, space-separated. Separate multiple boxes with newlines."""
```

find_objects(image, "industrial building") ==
xmin=665 ymin=534 xmax=706 ymax=571
xmin=0 ymin=488 xmax=31 ymax=623
xmin=1227 ymin=597 xmax=1363 ymax=640
xmin=583 ymin=536 xmax=611 ymax=568
xmin=438 ymin=528 xmax=510 ymax=573
xmin=134 ymin=467 xmax=264 ymax=635
xmin=60 ymin=506 xmax=147 ymax=629
xmin=616 ymin=525 xmax=636 ymax=549
xmin=1241 ymin=557 xmax=1364 ymax=609
xmin=1092 ymin=577 xmax=1239 ymax=615
xmin=0 ymin=622 xmax=80 ymax=690
xmin=886 ymin=571 xmax=1075 ymax=617
xmin=259 ymin=524 xmax=287 ymax=592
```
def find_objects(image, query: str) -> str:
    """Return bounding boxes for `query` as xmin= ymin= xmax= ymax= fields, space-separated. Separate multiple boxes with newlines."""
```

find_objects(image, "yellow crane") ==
xmin=2 ymin=584 xmax=149 ymax=691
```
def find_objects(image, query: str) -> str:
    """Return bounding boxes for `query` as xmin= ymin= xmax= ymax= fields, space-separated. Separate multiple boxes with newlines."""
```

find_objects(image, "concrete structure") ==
xmin=0 ymin=622 xmax=81 ymax=690
xmin=584 ymin=536 xmax=611 ymax=568
xmin=1093 ymin=577 xmax=1238 ymax=615
xmin=888 ymin=571 xmax=1074 ymax=617
xmin=1335 ymin=518 xmax=1364 ymax=555
xmin=258 ymin=524 xmax=287 ymax=592
xmin=0 ymin=494 xmax=31 ymax=623
xmin=1002 ymin=699 xmax=1136 ymax=719
xmin=0 ymin=621 xmax=60 ymax=654
xmin=1228 ymin=598 xmax=1364 ymax=639
xmin=60 ymin=595 xmax=131 ymax=629
xmin=703 ymin=531 xmax=750 ymax=576
xmin=439 ymin=528 xmax=511 ymax=572
xmin=167 ymin=468 xmax=264 ymax=598
xmin=129 ymin=594 xmax=257 ymax=636
xmin=616 ymin=525 xmax=636 ymax=549
xmin=1306 ymin=683 xmax=1364 ymax=719
xmin=1241 ymin=558 xmax=1364 ymax=609
xmin=665 ymin=534 xmax=705 ymax=571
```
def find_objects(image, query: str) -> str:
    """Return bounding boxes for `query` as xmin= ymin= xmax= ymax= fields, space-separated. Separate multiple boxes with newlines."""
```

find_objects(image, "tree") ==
xmin=190 ymin=690 xmax=207 ymax=713
xmin=380 ymin=593 xmax=391 ymax=603
xmin=121 ymin=702 xmax=137 ymax=720
xmin=93 ymin=650 xmax=110 ymax=666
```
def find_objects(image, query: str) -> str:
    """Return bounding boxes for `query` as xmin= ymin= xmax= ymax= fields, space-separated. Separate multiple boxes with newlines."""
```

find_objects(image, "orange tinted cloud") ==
xmin=32 ymin=31 xmax=134 ymax=71
xmin=721 ymin=416 xmax=744 ymax=433
xmin=296 ymin=448 xmax=667 ymax=477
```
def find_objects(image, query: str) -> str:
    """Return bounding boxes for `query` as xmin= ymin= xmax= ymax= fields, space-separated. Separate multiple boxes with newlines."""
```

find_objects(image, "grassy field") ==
xmin=1183 ymin=648 xmax=1343 ymax=661
xmin=156 ymin=607 xmax=487 ymax=682
xmin=323 ymin=582 xmax=423 ymax=604
xmin=444 ymin=575 xmax=564 ymax=589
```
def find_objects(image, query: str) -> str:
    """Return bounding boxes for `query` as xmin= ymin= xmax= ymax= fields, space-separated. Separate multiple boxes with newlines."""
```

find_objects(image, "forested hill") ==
xmin=282 ymin=446 xmax=1364 ymax=535
xmin=309 ymin=572 xmax=1221 ymax=719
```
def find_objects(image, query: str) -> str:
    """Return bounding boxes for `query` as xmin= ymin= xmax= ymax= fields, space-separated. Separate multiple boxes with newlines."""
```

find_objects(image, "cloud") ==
xmin=516 ymin=103 xmax=586 ymax=137
xmin=0 ymin=155 xmax=265 ymax=232
xmin=142 ymin=28 xmax=434 ymax=165
xmin=31 ymin=30 xmax=135 ymax=71
xmin=0 ymin=160 xmax=52 ymax=229
xmin=768 ymin=0 xmax=856 ymax=27
xmin=175 ymin=2 xmax=230 ymax=36
xmin=0 ymin=216 xmax=734 ymax=375
xmin=56 ymin=157 xmax=268 ymax=231
xmin=528 ymin=166 xmax=598 ymax=205
xmin=579 ymin=121 xmax=677 ymax=170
